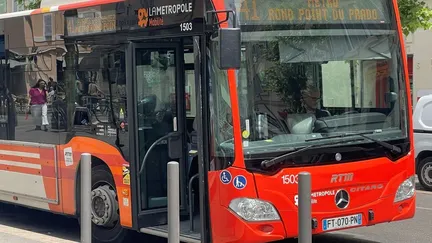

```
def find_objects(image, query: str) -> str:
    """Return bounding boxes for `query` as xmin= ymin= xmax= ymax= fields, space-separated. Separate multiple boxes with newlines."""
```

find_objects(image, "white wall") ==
xmin=406 ymin=0 xmax=432 ymax=108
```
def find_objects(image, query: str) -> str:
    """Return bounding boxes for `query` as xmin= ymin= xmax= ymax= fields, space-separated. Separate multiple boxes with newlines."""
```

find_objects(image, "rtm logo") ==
xmin=330 ymin=173 xmax=354 ymax=183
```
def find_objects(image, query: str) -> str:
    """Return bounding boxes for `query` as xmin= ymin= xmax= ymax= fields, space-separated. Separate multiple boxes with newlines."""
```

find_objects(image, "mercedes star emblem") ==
xmin=335 ymin=189 xmax=350 ymax=209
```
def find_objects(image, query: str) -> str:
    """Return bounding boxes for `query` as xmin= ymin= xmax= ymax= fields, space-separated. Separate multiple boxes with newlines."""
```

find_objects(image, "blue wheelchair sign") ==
xmin=220 ymin=170 xmax=232 ymax=184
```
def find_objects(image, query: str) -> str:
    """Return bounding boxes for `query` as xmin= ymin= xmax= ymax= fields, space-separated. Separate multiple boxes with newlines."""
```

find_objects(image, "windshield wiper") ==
xmin=260 ymin=137 xmax=365 ymax=169
xmin=306 ymin=131 xmax=402 ymax=154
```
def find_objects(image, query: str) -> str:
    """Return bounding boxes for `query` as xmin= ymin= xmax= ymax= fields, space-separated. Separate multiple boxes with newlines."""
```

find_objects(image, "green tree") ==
xmin=398 ymin=0 xmax=432 ymax=35
xmin=15 ymin=0 xmax=41 ymax=10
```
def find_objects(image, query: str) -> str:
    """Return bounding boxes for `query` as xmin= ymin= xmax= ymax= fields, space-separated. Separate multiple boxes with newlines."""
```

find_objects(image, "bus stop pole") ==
xmin=81 ymin=153 xmax=92 ymax=243
xmin=298 ymin=172 xmax=312 ymax=243
xmin=168 ymin=161 xmax=180 ymax=243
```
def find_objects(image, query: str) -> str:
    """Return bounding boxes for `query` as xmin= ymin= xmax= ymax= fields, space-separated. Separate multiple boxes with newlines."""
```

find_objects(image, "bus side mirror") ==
xmin=218 ymin=28 xmax=241 ymax=70
xmin=385 ymin=92 xmax=398 ymax=103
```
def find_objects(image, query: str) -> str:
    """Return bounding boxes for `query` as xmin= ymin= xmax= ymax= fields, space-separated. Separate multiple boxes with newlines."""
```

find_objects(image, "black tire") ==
xmin=417 ymin=157 xmax=432 ymax=191
xmin=78 ymin=165 xmax=132 ymax=243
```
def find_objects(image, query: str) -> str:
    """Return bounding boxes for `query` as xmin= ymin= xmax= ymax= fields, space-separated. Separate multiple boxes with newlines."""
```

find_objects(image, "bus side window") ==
xmin=58 ymin=43 xmax=129 ymax=157
xmin=5 ymin=45 xmax=59 ymax=145
xmin=184 ymin=51 xmax=197 ymax=145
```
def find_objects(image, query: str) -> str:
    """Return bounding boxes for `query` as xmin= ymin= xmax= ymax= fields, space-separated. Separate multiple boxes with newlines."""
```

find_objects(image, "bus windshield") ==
xmin=212 ymin=0 xmax=409 ymax=159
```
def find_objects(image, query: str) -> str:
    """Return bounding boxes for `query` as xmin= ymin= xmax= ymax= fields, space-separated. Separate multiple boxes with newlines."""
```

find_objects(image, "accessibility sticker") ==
xmin=220 ymin=170 xmax=232 ymax=184
xmin=233 ymin=175 xmax=247 ymax=190
xmin=122 ymin=166 xmax=130 ymax=185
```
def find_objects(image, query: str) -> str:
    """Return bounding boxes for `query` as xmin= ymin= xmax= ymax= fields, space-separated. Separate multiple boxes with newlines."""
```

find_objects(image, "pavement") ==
xmin=0 ymin=184 xmax=431 ymax=243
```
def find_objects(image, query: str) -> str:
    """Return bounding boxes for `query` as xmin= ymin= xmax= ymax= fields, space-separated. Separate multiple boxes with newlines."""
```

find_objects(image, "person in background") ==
xmin=75 ymin=79 xmax=83 ymax=105
xmin=300 ymin=84 xmax=330 ymax=119
xmin=47 ymin=77 xmax=56 ymax=92
xmin=28 ymin=79 xmax=49 ymax=131
xmin=88 ymin=80 xmax=105 ymax=112
xmin=46 ymin=77 xmax=56 ymax=104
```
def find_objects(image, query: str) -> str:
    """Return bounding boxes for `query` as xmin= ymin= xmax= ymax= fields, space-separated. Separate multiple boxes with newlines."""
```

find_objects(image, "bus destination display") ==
xmin=238 ymin=0 xmax=390 ymax=25
xmin=64 ymin=0 xmax=205 ymax=37
xmin=66 ymin=10 xmax=116 ymax=37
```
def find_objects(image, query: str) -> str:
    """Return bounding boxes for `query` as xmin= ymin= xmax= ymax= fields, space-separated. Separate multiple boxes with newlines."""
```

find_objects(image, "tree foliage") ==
xmin=398 ymin=0 xmax=432 ymax=35
xmin=15 ymin=0 xmax=41 ymax=11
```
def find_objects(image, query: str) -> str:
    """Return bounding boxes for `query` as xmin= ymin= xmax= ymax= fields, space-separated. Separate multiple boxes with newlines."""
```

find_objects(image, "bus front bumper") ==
xmin=211 ymin=194 xmax=415 ymax=243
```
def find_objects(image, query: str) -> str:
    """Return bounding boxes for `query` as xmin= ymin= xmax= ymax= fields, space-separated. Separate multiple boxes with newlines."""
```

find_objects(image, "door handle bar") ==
xmin=139 ymin=133 xmax=172 ymax=174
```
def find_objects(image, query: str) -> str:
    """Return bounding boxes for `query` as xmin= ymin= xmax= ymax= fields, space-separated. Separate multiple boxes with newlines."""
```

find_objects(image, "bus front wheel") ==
xmin=80 ymin=164 xmax=131 ymax=243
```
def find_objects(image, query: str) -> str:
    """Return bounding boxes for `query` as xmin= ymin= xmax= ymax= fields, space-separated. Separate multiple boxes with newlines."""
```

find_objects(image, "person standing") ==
xmin=28 ymin=79 xmax=49 ymax=131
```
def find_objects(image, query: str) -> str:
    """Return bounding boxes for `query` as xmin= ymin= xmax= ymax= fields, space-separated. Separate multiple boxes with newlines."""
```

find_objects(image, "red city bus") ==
xmin=0 ymin=0 xmax=414 ymax=242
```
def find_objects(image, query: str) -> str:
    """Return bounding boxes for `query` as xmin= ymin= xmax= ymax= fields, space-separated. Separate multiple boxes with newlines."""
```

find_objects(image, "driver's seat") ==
xmin=286 ymin=114 xmax=316 ymax=134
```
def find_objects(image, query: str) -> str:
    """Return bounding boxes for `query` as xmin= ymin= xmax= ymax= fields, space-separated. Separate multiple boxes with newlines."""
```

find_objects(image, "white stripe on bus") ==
xmin=50 ymin=6 xmax=59 ymax=12
xmin=0 ymin=171 xmax=47 ymax=200
xmin=0 ymin=160 xmax=42 ymax=169
xmin=0 ymin=149 xmax=40 ymax=159
xmin=0 ymin=10 xmax=34 ymax=20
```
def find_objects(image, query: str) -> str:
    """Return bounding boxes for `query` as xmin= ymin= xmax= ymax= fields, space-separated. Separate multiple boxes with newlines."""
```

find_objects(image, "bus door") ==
xmin=130 ymin=41 xmax=191 ymax=233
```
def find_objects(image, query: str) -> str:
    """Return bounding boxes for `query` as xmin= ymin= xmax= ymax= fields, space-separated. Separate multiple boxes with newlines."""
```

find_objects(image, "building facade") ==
xmin=404 ymin=0 xmax=432 ymax=108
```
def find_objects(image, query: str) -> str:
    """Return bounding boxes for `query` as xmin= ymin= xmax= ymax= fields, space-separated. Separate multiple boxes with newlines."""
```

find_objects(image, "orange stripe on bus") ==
xmin=39 ymin=148 xmax=56 ymax=160
xmin=110 ymin=166 xmax=123 ymax=175
xmin=0 ymin=154 xmax=54 ymax=166
xmin=0 ymin=165 xmax=41 ymax=176
xmin=71 ymin=152 xmax=125 ymax=165
xmin=0 ymin=145 xmax=39 ymax=154
xmin=61 ymin=179 xmax=76 ymax=216
xmin=117 ymin=185 xmax=132 ymax=228
xmin=41 ymin=165 xmax=56 ymax=178
xmin=43 ymin=177 xmax=62 ymax=213
xmin=60 ymin=167 xmax=76 ymax=180
xmin=42 ymin=177 xmax=58 ymax=201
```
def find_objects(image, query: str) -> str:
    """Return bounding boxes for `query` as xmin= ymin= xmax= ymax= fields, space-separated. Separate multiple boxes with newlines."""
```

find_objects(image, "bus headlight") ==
xmin=394 ymin=175 xmax=416 ymax=203
xmin=229 ymin=197 xmax=280 ymax=221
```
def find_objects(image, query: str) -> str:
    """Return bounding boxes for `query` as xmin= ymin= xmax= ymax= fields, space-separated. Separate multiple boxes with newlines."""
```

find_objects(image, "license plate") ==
xmin=322 ymin=213 xmax=362 ymax=231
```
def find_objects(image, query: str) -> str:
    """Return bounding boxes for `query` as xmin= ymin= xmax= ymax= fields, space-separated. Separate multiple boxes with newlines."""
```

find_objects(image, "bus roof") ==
xmin=0 ymin=0 xmax=124 ymax=20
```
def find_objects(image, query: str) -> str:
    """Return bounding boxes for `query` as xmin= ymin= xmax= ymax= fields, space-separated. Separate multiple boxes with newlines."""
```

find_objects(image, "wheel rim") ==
xmin=91 ymin=184 xmax=119 ymax=229
xmin=421 ymin=162 xmax=432 ymax=187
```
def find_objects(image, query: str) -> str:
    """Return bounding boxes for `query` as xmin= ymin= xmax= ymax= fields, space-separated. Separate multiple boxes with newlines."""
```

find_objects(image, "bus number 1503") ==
xmin=180 ymin=22 xmax=193 ymax=31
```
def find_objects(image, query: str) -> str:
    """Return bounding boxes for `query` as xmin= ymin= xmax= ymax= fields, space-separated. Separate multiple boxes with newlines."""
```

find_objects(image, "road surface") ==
xmin=0 ymin=187 xmax=431 ymax=243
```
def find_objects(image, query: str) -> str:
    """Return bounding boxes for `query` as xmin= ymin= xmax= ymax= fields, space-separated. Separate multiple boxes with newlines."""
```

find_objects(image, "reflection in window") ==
xmin=322 ymin=61 xmax=351 ymax=108
xmin=60 ymin=44 xmax=127 ymax=125
xmin=57 ymin=44 xmax=128 ymax=157
xmin=209 ymin=41 xmax=234 ymax=154
xmin=235 ymin=30 xmax=407 ymax=150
